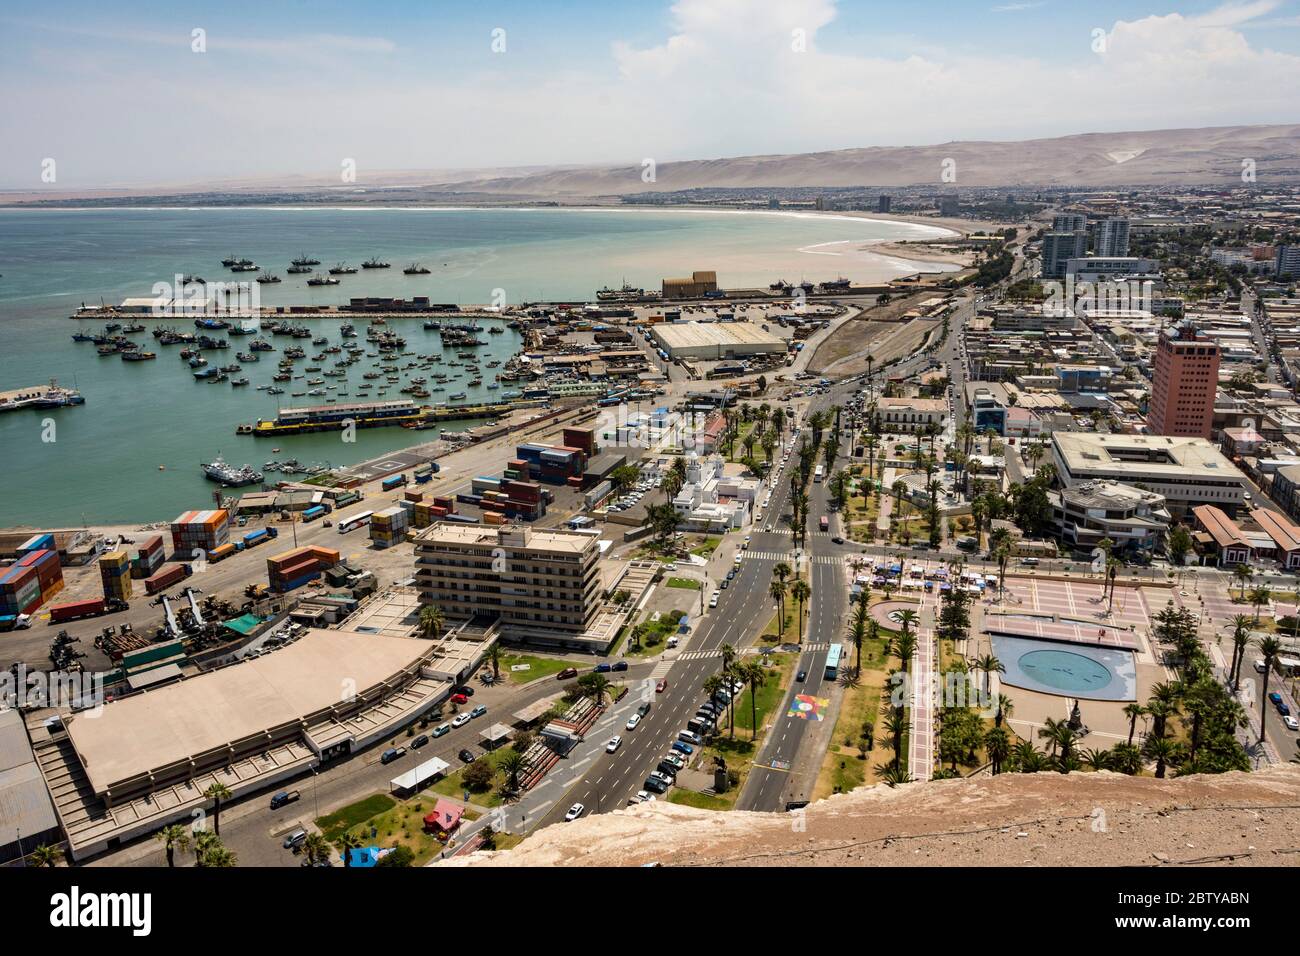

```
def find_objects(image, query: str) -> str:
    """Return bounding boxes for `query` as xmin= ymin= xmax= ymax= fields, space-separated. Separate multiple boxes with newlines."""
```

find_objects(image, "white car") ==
xmin=733 ymin=553 xmax=743 ymax=565
xmin=709 ymin=591 xmax=721 ymax=608
xmin=625 ymin=713 xmax=642 ymax=731
xmin=451 ymin=713 xmax=471 ymax=728
xmin=1285 ymin=715 xmax=1300 ymax=732
xmin=663 ymin=562 xmax=677 ymax=572
xmin=632 ymin=790 xmax=656 ymax=804
xmin=564 ymin=803 xmax=585 ymax=822
xmin=606 ymin=735 xmax=623 ymax=753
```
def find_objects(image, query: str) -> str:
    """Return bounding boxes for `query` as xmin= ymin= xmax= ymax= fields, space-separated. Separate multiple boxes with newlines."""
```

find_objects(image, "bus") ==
xmin=824 ymin=643 xmax=843 ymax=681
xmin=819 ymin=516 xmax=829 ymax=533
xmin=338 ymin=510 xmax=374 ymax=534
xmin=813 ymin=465 xmax=824 ymax=483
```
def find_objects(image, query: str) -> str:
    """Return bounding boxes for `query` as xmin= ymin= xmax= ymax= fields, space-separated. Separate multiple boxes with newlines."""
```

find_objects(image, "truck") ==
xmin=47 ymin=597 xmax=128 ymax=624
xmin=413 ymin=464 xmax=434 ymax=484
xmin=0 ymin=614 xmax=32 ymax=632
xmin=301 ymin=504 xmax=328 ymax=522
xmin=207 ymin=542 xmax=238 ymax=563
xmin=144 ymin=563 xmax=193 ymax=595
xmin=381 ymin=474 xmax=407 ymax=492
xmin=269 ymin=789 xmax=301 ymax=810
xmin=242 ymin=527 xmax=275 ymax=549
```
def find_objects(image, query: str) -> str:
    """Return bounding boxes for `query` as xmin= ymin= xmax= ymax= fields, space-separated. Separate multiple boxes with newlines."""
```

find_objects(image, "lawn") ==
xmin=498 ymin=653 xmax=571 ymax=684
xmin=336 ymin=795 xmax=485 ymax=866
xmin=689 ymin=536 xmax=723 ymax=558
xmin=428 ymin=745 xmax=520 ymax=808
xmin=316 ymin=794 xmax=397 ymax=843
xmin=667 ymin=790 xmax=730 ymax=811
xmin=623 ymin=607 xmax=689 ymax=657
xmin=666 ymin=577 xmax=701 ymax=590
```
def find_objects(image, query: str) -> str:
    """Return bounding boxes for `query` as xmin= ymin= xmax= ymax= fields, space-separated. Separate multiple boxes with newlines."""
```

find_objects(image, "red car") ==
xmin=655 ymin=678 xmax=668 ymax=694
xmin=451 ymin=693 xmax=469 ymax=705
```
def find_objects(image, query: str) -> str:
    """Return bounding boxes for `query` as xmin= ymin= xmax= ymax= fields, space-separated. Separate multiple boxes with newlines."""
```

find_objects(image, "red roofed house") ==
xmin=1250 ymin=508 xmax=1300 ymax=570
xmin=423 ymin=799 xmax=464 ymax=842
xmin=1191 ymin=505 xmax=1253 ymax=567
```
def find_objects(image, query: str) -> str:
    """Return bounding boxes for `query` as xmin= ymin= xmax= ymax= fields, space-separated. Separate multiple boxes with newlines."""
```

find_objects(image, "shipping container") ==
xmin=302 ymin=505 xmax=328 ymax=522
xmin=144 ymin=563 xmax=191 ymax=595
xmin=381 ymin=474 xmax=407 ymax=492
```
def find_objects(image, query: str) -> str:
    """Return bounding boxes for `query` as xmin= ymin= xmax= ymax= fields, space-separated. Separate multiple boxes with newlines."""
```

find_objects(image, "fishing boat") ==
xmin=328 ymin=263 xmax=357 ymax=275
xmin=403 ymin=263 xmax=431 ymax=275
xmin=287 ymin=264 xmax=313 ymax=274
xmin=202 ymin=455 xmax=262 ymax=486
xmin=362 ymin=257 xmax=391 ymax=269
xmin=257 ymin=273 xmax=281 ymax=284
xmin=308 ymin=274 xmax=340 ymax=286
xmin=291 ymin=254 xmax=321 ymax=266
xmin=121 ymin=350 xmax=156 ymax=361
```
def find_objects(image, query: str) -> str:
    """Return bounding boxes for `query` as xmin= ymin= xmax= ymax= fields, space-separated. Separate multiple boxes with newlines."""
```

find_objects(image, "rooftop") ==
xmin=413 ymin=522 xmax=599 ymax=555
xmin=65 ymin=628 xmax=435 ymax=797
xmin=1053 ymin=432 xmax=1242 ymax=481
xmin=650 ymin=322 xmax=783 ymax=350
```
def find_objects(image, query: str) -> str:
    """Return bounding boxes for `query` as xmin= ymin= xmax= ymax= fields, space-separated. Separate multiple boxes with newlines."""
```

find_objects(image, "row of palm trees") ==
xmin=767 ymin=561 xmax=811 ymax=642
xmin=702 ymin=643 xmax=769 ymax=741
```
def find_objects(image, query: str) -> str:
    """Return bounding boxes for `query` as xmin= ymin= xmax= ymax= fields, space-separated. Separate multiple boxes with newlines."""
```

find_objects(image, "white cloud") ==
xmin=2 ymin=0 xmax=1297 ymax=187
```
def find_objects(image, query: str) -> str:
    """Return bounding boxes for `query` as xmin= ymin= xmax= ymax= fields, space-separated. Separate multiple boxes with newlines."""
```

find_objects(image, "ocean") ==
xmin=0 ymin=206 xmax=951 ymax=526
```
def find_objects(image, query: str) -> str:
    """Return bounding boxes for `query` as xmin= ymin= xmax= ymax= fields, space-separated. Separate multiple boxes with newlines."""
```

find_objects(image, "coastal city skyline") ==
xmin=4 ymin=0 xmax=1300 ymax=188
xmin=1 ymin=0 xmax=1297 ymax=930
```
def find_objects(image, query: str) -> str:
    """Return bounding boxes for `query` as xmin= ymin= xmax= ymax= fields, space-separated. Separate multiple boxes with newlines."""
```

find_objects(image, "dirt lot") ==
xmin=808 ymin=291 xmax=944 ymax=377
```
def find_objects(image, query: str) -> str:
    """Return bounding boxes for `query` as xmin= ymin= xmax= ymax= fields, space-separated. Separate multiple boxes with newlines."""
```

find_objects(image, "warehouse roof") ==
xmin=650 ymin=322 xmax=783 ymax=351
xmin=0 ymin=709 xmax=58 ymax=845
xmin=64 ymin=629 xmax=432 ymax=797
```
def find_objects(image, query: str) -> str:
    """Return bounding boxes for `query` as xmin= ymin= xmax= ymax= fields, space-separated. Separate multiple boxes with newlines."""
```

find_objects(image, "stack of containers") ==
xmin=131 ymin=535 xmax=165 ymax=579
xmin=404 ymin=490 xmax=424 ymax=504
xmin=504 ymin=458 xmax=528 ymax=481
xmin=266 ymin=545 xmax=340 ymax=592
xmin=1 ymin=563 xmax=43 ymax=617
xmin=471 ymin=476 xmax=502 ymax=495
xmin=412 ymin=501 xmax=436 ymax=528
xmin=99 ymin=550 xmax=133 ymax=602
xmin=16 ymin=533 xmax=56 ymax=558
xmin=19 ymin=549 xmax=64 ymax=606
xmin=169 ymin=509 xmax=230 ymax=558
xmin=370 ymin=506 xmax=409 ymax=549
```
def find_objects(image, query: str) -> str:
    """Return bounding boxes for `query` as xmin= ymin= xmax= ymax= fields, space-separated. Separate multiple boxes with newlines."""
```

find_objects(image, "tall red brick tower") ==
xmin=1147 ymin=321 xmax=1220 ymax=439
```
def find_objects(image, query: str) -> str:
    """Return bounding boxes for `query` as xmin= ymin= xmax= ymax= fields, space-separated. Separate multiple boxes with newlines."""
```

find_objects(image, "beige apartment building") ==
xmin=413 ymin=523 xmax=604 ymax=640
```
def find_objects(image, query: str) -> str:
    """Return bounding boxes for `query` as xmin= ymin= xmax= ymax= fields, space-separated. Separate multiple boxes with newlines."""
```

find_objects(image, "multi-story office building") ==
xmin=1147 ymin=321 xmax=1220 ymax=439
xmin=1050 ymin=480 xmax=1170 ymax=554
xmin=878 ymin=195 xmax=891 ymax=213
xmin=1052 ymin=214 xmax=1087 ymax=233
xmin=1051 ymin=432 xmax=1247 ymax=515
xmin=1041 ymin=231 xmax=1088 ymax=278
xmin=413 ymin=523 xmax=603 ymax=640
xmin=1095 ymin=217 xmax=1131 ymax=257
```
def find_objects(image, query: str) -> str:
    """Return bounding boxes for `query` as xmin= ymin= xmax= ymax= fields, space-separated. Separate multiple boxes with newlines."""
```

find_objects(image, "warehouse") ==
xmin=649 ymin=322 xmax=785 ymax=361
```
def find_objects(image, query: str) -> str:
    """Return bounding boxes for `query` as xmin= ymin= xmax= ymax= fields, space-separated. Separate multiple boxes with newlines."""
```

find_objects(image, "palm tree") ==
xmin=984 ymin=726 xmax=1011 ymax=775
xmin=1257 ymin=636 xmax=1282 ymax=742
xmin=416 ymin=601 xmax=455 ymax=648
xmin=873 ymin=764 xmax=913 ymax=787
xmin=582 ymin=672 xmax=612 ymax=708
xmin=1037 ymin=717 xmax=1079 ymax=771
xmin=972 ymin=653 xmax=1004 ymax=697
xmin=1122 ymin=702 xmax=1146 ymax=747
xmin=487 ymin=640 xmax=502 ymax=681
xmin=772 ymin=562 xmax=792 ymax=584
xmin=790 ymin=578 xmax=811 ymax=643
xmin=1228 ymin=614 xmax=1252 ymax=690
xmin=498 ymin=750 xmax=527 ymax=796
xmin=1248 ymin=584 xmax=1272 ymax=625
xmin=156 ymin=823 xmax=191 ymax=867
xmin=769 ymin=579 xmax=788 ymax=637
xmin=741 ymin=660 xmax=768 ymax=740
xmin=1080 ymin=748 xmax=1111 ymax=771
xmin=303 ymin=833 xmax=331 ymax=866
xmin=882 ymin=709 xmax=907 ymax=770
xmin=198 ymin=843 xmax=238 ymax=868
xmin=28 ymin=844 xmax=60 ymax=867
xmin=1232 ymin=563 xmax=1253 ymax=601
xmin=994 ymin=693 xmax=1013 ymax=728
xmin=1143 ymin=736 xmax=1180 ymax=778
xmin=336 ymin=831 xmax=363 ymax=869
xmin=203 ymin=782 xmax=232 ymax=836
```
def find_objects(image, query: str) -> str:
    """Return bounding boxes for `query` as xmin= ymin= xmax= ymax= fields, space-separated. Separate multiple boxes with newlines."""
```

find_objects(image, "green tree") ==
xmin=203 ymin=782 xmax=232 ymax=837
xmin=155 ymin=824 xmax=191 ymax=868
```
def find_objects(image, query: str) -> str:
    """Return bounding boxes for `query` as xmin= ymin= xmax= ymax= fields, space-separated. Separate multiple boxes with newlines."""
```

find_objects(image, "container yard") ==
xmin=130 ymin=535 xmax=166 ymax=579
xmin=2 ymin=549 xmax=64 ymax=617
xmin=144 ymin=563 xmax=193 ymax=595
xmin=370 ymin=506 xmax=408 ymax=549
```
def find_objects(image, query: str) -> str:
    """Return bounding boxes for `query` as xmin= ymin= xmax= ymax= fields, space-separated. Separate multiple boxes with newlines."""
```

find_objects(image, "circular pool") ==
xmin=1017 ymin=648 xmax=1113 ymax=693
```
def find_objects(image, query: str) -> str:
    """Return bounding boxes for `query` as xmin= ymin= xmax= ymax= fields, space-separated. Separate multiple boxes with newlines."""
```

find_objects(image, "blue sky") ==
xmin=3 ymin=0 xmax=1299 ymax=188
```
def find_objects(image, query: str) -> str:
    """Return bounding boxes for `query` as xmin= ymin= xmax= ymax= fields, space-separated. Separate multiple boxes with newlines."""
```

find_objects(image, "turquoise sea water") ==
xmin=0 ymin=207 xmax=945 ymax=526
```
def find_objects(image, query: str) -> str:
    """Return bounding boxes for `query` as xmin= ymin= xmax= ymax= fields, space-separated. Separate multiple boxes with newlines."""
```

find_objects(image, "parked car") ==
xmin=282 ymin=828 xmax=308 ymax=850
xmin=709 ymin=591 xmax=721 ymax=608
xmin=612 ymin=660 xmax=629 ymax=672
xmin=451 ymin=713 xmax=472 ymax=728
xmin=411 ymin=734 xmax=429 ymax=749
xmin=557 ymin=667 xmax=579 ymax=680
xmin=564 ymin=803 xmax=585 ymax=822
xmin=649 ymin=769 xmax=675 ymax=786
xmin=671 ymin=740 xmax=694 ymax=755
xmin=643 ymin=776 xmax=669 ymax=794
xmin=1285 ymin=715 xmax=1300 ymax=731
xmin=457 ymin=748 xmax=475 ymax=763
xmin=678 ymin=729 xmax=703 ymax=746
xmin=380 ymin=747 xmax=406 ymax=764
xmin=269 ymin=790 xmax=300 ymax=810
xmin=637 ymin=701 xmax=652 ymax=717
xmin=595 ymin=663 xmax=612 ymax=673
xmin=469 ymin=704 xmax=488 ymax=719
xmin=451 ymin=693 xmax=469 ymax=705
xmin=453 ymin=685 xmax=475 ymax=698
xmin=432 ymin=723 xmax=451 ymax=738
xmin=606 ymin=735 xmax=622 ymax=753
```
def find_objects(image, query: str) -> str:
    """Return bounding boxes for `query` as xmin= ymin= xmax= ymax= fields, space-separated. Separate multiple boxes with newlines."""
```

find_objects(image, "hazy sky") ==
xmin=3 ymin=0 xmax=1299 ymax=188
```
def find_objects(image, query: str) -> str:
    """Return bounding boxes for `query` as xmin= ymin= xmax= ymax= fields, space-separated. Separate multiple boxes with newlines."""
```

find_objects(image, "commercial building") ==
xmin=1147 ymin=321 xmax=1220 ymax=439
xmin=1095 ymin=218 xmax=1131 ymax=258
xmin=1277 ymin=245 xmax=1300 ymax=279
xmin=1051 ymin=432 xmax=1248 ymax=515
xmin=1049 ymin=481 xmax=1170 ymax=555
xmin=649 ymin=321 xmax=785 ymax=361
xmin=662 ymin=270 xmax=718 ymax=300
xmin=0 ymin=708 xmax=60 ymax=864
xmin=413 ymin=524 xmax=604 ymax=642
xmin=42 ymin=626 xmax=457 ymax=860
xmin=1064 ymin=257 xmax=1160 ymax=281
xmin=876 ymin=397 xmax=949 ymax=433
xmin=878 ymin=195 xmax=892 ymax=213
xmin=671 ymin=454 xmax=755 ymax=531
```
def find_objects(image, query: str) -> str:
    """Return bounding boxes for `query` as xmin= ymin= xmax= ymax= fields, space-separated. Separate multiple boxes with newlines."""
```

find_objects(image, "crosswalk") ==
xmin=676 ymin=642 xmax=831 ymax=662
xmin=740 ymin=550 xmax=851 ymax=566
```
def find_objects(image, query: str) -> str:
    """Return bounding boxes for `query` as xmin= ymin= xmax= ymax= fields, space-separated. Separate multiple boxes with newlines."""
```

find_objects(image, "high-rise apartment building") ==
xmin=1041 ymin=230 xmax=1088 ymax=278
xmin=1147 ymin=321 xmax=1220 ymax=439
xmin=1052 ymin=214 xmax=1087 ymax=233
xmin=1096 ymin=217 xmax=1131 ymax=257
